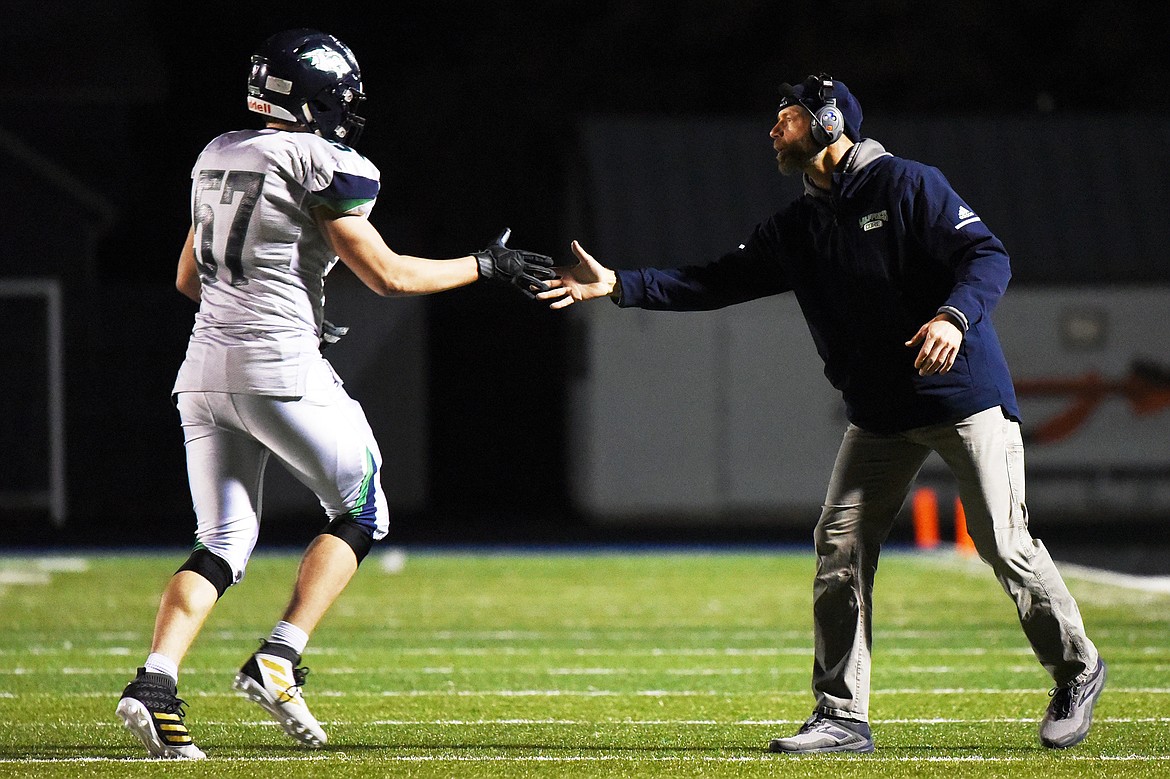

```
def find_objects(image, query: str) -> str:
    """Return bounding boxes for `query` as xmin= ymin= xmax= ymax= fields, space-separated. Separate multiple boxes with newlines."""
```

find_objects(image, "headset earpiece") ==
xmin=808 ymin=74 xmax=844 ymax=147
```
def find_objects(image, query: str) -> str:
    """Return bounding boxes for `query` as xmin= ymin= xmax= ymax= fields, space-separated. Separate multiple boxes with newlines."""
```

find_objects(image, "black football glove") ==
xmin=473 ymin=228 xmax=556 ymax=299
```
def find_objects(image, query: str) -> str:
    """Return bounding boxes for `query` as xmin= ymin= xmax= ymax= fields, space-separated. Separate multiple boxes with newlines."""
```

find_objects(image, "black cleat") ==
xmin=115 ymin=668 xmax=206 ymax=759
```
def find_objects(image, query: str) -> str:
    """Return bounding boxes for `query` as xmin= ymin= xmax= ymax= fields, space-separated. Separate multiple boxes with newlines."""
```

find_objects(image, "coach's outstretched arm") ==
xmin=538 ymin=241 xmax=619 ymax=309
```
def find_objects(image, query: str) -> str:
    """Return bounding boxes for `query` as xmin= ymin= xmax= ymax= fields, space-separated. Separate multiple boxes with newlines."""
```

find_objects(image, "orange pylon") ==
xmin=954 ymin=497 xmax=977 ymax=555
xmin=912 ymin=487 xmax=940 ymax=549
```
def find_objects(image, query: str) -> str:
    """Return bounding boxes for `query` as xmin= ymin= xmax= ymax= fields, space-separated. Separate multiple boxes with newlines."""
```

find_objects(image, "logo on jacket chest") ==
xmin=859 ymin=210 xmax=888 ymax=232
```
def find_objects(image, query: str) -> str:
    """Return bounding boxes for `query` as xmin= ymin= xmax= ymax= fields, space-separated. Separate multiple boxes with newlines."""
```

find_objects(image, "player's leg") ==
xmin=230 ymin=533 xmax=358 ymax=748
xmin=118 ymin=572 xmax=219 ymax=760
xmin=229 ymin=360 xmax=388 ymax=747
xmin=770 ymin=424 xmax=928 ymax=754
xmin=117 ymin=392 xmax=268 ymax=759
xmin=147 ymin=572 xmax=220 ymax=671
xmin=920 ymin=406 xmax=1103 ymax=748
xmin=282 ymin=533 xmax=360 ymax=633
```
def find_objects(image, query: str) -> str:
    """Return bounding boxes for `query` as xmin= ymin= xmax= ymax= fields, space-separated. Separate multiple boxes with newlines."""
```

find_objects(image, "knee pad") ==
xmin=322 ymin=516 xmax=376 ymax=563
xmin=175 ymin=548 xmax=234 ymax=598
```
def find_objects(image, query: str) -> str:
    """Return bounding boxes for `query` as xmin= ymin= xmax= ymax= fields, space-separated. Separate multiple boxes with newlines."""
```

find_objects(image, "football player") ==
xmin=115 ymin=29 xmax=554 ymax=759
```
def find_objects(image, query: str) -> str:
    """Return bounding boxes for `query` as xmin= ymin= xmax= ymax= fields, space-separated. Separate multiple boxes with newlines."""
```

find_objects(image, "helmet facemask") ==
xmin=303 ymin=79 xmax=367 ymax=146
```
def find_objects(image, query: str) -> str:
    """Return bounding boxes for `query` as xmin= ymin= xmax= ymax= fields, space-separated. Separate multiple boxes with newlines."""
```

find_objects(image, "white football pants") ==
xmin=175 ymin=359 xmax=389 ymax=583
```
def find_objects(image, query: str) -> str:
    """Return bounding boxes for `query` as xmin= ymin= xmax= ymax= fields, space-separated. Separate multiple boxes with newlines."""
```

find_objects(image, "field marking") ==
xmin=0 ymin=571 xmax=50 ymax=585
xmin=9 ymin=625 xmax=1168 ymax=645
xmin=7 ymin=658 xmax=1170 ymax=679
xmin=1059 ymin=563 xmax=1170 ymax=594
xmin=6 ymin=715 xmax=1170 ymax=728
xmin=8 ymin=644 xmax=1168 ymax=659
xmin=359 ymin=716 xmax=1170 ymax=726
xmin=2 ymin=754 xmax=1169 ymax=765
xmin=930 ymin=554 xmax=1170 ymax=596
xmin=0 ymin=557 xmax=90 ymax=587
xmin=12 ymin=663 xmax=1157 ymax=677
xmin=8 ymin=686 xmax=1170 ymax=699
xmin=0 ymin=645 xmax=1055 ymax=658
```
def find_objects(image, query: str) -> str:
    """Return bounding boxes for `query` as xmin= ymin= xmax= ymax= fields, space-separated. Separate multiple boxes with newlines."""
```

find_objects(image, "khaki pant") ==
xmin=811 ymin=406 xmax=1099 ymax=721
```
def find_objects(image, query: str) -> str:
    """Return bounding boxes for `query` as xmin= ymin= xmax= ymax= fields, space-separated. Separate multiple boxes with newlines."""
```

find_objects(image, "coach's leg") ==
xmin=925 ymin=407 xmax=1098 ymax=684
xmin=811 ymin=425 xmax=930 ymax=722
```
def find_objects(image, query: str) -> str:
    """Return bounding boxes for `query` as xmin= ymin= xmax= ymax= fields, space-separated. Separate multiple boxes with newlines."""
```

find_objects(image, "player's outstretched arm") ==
xmin=538 ymin=241 xmax=619 ymax=309
xmin=321 ymin=211 xmax=479 ymax=296
xmin=321 ymin=213 xmax=553 ymax=299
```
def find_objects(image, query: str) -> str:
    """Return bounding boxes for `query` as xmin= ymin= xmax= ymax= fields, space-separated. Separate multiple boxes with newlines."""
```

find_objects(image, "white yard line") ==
xmin=7 ymin=686 xmax=1170 ymax=698
xmin=925 ymin=553 xmax=1170 ymax=595
xmin=1058 ymin=563 xmax=1170 ymax=594
xmin=0 ymin=645 xmax=1052 ymax=657
xmin=5 ymin=715 xmax=1170 ymax=730
xmin=2 ymin=754 xmax=1169 ymax=764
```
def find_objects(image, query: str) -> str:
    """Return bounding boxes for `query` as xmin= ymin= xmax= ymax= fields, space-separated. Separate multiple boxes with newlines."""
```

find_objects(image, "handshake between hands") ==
xmin=475 ymin=231 xmax=961 ymax=376
xmin=475 ymin=229 xmax=614 ymax=308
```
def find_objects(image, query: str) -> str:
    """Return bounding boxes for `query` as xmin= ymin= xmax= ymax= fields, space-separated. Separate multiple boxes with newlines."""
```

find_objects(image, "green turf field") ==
xmin=1 ymin=548 xmax=1167 ymax=777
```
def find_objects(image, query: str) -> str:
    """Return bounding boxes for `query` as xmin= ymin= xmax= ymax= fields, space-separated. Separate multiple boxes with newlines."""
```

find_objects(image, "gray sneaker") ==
xmin=768 ymin=712 xmax=874 ymax=754
xmin=1040 ymin=658 xmax=1106 ymax=748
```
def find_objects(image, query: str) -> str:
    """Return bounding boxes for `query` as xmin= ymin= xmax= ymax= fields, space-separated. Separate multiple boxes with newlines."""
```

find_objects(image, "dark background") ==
xmin=2 ymin=1 xmax=1169 ymax=552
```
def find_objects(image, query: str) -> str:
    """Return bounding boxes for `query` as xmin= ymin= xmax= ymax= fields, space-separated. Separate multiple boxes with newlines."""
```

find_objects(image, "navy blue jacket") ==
xmin=615 ymin=139 xmax=1020 ymax=434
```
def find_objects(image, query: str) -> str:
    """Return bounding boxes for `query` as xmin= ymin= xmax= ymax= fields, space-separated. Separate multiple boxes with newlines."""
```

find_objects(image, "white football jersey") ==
xmin=173 ymin=129 xmax=380 ymax=396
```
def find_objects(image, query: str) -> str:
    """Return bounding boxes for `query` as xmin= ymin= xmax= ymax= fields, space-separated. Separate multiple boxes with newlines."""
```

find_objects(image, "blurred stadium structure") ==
xmin=567 ymin=117 xmax=1170 ymax=527
xmin=1 ymin=2 xmax=1168 ymax=559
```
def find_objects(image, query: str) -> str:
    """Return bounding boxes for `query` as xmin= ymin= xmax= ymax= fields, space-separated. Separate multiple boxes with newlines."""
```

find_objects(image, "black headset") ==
xmin=778 ymin=73 xmax=846 ymax=147
xmin=806 ymin=74 xmax=844 ymax=147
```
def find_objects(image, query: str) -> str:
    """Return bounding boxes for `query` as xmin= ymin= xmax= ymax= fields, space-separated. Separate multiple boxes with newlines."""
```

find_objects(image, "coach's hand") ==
xmin=906 ymin=314 xmax=963 ymax=376
xmin=474 ymin=228 xmax=557 ymax=299
xmin=537 ymin=241 xmax=619 ymax=309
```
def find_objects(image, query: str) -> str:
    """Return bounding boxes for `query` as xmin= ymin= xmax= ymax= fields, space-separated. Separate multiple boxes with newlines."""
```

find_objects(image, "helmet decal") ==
xmin=264 ymin=75 xmax=293 ymax=95
xmin=300 ymin=47 xmax=353 ymax=79
xmin=247 ymin=97 xmax=298 ymax=123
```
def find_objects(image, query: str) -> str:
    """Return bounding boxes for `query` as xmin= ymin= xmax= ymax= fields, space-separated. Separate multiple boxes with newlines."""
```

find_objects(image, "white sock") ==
xmin=268 ymin=621 xmax=309 ymax=655
xmin=144 ymin=652 xmax=179 ymax=683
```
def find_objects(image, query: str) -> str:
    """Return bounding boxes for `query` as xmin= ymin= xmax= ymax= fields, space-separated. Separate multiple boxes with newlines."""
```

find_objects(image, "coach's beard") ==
xmin=776 ymin=135 xmax=821 ymax=176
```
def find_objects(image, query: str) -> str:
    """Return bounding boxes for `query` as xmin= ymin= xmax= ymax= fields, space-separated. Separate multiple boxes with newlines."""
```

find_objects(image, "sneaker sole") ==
xmin=232 ymin=672 xmax=326 ymax=747
xmin=115 ymin=698 xmax=206 ymax=760
xmin=768 ymin=738 xmax=875 ymax=754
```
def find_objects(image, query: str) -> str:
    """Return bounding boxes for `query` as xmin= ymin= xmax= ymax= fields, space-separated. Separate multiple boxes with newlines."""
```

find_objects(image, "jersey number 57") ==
xmin=193 ymin=170 xmax=266 ymax=286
